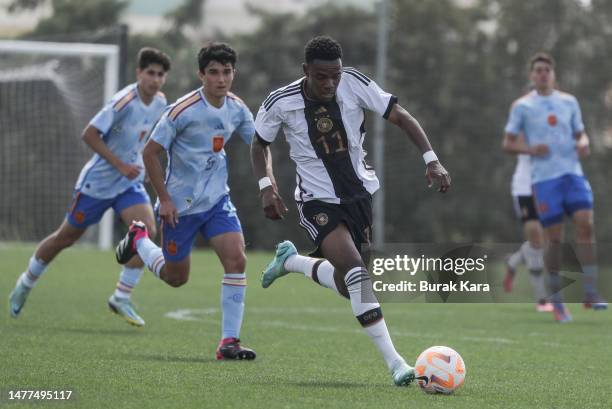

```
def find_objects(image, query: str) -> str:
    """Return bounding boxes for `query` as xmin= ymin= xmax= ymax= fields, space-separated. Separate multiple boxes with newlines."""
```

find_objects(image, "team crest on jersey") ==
xmin=166 ymin=240 xmax=178 ymax=256
xmin=547 ymin=114 xmax=557 ymax=126
xmin=316 ymin=117 xmax=333 ymax=133
xmin=314 ymin=212 xmax=329 ymax=226
xmin=213 ymin=136 xmax=225 ymax=153
xmin=139 ymin=130 xmax=147 ymax=141
xmin=74 ymin=211 xmax=86 ymax=224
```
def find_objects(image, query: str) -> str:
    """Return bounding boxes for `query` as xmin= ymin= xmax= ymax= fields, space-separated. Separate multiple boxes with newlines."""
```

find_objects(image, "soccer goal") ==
xmin=0 ymin=40 xmax=119 ymax=250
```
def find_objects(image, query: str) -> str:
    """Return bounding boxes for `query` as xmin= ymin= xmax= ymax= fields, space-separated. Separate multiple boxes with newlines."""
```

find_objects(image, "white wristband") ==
xmin=258 ymin=176 xmax=273 ymax=191
xmin=423 ymin=150 xmax=438 ymax=165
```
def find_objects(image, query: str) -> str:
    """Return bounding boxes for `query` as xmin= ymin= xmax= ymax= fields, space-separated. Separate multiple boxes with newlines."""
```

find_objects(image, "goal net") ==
xmin=0 ymin=40 xmax=118 ymax=249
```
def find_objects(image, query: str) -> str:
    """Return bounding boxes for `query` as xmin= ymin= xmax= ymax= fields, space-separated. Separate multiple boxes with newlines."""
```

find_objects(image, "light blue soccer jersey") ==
xmin=75 ymin=83 xmax=167 ymax=198
xmin=150 ymin=88 xmax=255 ymax=216
xmin=505 ymin=90 xmax=585 ymax=184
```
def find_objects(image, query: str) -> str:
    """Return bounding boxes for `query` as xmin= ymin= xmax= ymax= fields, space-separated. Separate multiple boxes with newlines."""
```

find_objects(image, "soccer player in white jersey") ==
xmin=8 ymin=48 xmax=171 ymax=327
xmin=501 ymin=149 xmax=551 ymax=312
xmin=251 ymin=36 xmax=450 ymax=385
xmin=503 ymin=53 xmax=607 ymax=322
xmin=115 ymin=43 xmax=256 ymax=360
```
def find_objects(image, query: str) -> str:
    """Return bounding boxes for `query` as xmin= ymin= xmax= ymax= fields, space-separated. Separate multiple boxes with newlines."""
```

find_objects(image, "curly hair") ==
xmin=304 ymin=36 xmax=343 ymax=63
xmin=198 ymin=42 xmax=237 ymax=72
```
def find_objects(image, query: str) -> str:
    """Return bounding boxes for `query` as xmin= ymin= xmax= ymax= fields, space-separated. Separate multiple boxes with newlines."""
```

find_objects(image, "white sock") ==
xmin=136 ymin=237 xmax=165 ymax=278
xmin=114 ymin=266 xmax=144 ymax=299
xmin=528 ymin=271 xmax=548 ymax=303
xmin=284 ymin=254 xmax=317 ymax=277
xmin=19 ymin=256 xmax=48 ymax=288
xmin=311 ymin=260 xmax=346 ymax=297
xmin=344 ymin=266 xmax=402 ymax=370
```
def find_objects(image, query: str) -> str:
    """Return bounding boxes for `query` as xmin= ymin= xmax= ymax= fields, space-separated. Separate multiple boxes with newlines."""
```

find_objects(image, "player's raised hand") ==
xmin=425 ymin=161 xmax=451 ymax=193
xmin=118 ymin=163 xmax=142 ymax=180
xmin=576 ymin=138 xmax=590 ymax=159
xmin=159 ymin=198 xmax=179 ymax=228
xmin=261 ymin=187 xmax=288 ymax=220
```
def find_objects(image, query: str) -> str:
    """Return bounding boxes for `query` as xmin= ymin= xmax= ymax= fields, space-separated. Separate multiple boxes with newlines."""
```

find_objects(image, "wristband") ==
xmin=423 ymin=150 xmax=438 ymax=165
xmin=258 ymin=176 xmax=273 ymax=191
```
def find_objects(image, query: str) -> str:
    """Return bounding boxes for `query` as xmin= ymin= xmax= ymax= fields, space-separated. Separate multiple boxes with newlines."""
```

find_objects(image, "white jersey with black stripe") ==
xmin=255 ymin=67 xmax=397 ymax=204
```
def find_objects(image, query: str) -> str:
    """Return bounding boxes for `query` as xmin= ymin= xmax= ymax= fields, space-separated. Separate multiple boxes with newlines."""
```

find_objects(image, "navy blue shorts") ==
xmin=532 ymin=174 xmax=593 ymax=228
xmin=67 ymin=184 xmax=150 ymax=228
xmin=161 ymin=195 xmax=242 ymax=262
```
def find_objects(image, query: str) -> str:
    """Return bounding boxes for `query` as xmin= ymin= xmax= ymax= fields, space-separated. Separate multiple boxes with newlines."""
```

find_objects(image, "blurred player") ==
xmin=115 ymin=43 xmax=256 ymax=360
xmin=9 ymin=48 xmax=171 ymax=327
xmin=502 ymin=148 xmax=552 ymax=312
xmin=251 ymin=36 xmax=450 ymax=385
xmin=503 ymin=52 xmax=608 ymax=322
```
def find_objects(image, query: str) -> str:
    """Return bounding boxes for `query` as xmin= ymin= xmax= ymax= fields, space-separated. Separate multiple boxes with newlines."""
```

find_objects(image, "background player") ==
xmin=250 ymin=36 xmax=450 ymax=385
xmin=9 ymin=47 xmax=171 ymax=327
xmin=503 ymin=52 xmax=607 ymax=322
xmin=502 ymin=144 xmax=551 ymax=312
xmin=115 ymin=43 xmax=256 ymax=360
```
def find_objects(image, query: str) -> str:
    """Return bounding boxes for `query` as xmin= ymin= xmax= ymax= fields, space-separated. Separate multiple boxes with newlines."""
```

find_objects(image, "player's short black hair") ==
xmin=529 ymin=52 xmax=555 ymax=71
xmin=198 ymin=42 xmax=237 ymax=72
xmin=137 ymin=47 xmax=171 ymax=72
xmin=304 ymin=36 xmax=343 ymax=63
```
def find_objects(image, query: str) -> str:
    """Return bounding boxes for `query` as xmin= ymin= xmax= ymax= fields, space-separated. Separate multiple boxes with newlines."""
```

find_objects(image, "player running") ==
xmin=9 ymin=48 xmax=171 ymax=327
xmin=503 ymin=52 xmax=607 ymax=322
xmin=250 ymin=36 xmax=450 ymax=385
xmin=501 ymin=150 xmax=552 ymax=312
xmin=115 ymin=43 xmax=256 ymax=360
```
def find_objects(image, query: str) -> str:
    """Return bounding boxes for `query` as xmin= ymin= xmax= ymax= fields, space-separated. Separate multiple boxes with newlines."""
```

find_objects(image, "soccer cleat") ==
xmin=115 ymin=221 xmax=148 ymax=264
xmin=216 ymin=337 xmax=256 ymax=360
xmin=552 ymin=302 xmax=572 ymax=323
xmin=8 ymin=279 xmax=31 ymax=318
xmin=261 ymin=240 xmax=298 ymax=288
xmin=391 ymin=359 xmax=416 ymax=387
xmin=503 ymin=257 xmax=515 ymax=293
xmin=583 ymin=295 xmax=608 ymax=311
xmin=108 ymin=295 xmax=145 ymax=327
xmin=535 ymin=301 xmax=554 ymax=312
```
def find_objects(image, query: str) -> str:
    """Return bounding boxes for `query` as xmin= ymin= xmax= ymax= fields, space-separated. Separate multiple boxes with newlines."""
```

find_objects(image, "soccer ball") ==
xmin=415 ymin=346 xmax=466 ymax=394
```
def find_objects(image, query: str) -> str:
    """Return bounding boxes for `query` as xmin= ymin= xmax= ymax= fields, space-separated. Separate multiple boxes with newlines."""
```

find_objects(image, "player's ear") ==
xmin=302 ymin=63 xmax=308 ymax=76
xmin=197 ymin=70 xmax=205 ymax=82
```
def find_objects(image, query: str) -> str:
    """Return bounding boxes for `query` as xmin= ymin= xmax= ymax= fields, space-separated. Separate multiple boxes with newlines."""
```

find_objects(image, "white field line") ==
xmin=164 ymin=307 xmax=531 ymax=346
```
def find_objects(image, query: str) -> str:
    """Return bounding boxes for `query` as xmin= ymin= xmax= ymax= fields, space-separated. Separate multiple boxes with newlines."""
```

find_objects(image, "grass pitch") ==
xmin=1 ymin=245 xmax=611 ymax=408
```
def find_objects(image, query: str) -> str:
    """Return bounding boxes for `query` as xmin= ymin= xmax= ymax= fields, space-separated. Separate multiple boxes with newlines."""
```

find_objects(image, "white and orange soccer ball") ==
xmin=415 ymin=346 xmax=466 ymax=394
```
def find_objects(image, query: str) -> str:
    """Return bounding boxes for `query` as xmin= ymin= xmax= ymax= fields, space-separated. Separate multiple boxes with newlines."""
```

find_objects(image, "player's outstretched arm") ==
xmin=502 ymin=132 xmax=549 ymax=156
xmin=82 ymin=125 xmax=141 ymax=180
xmin=143 ymin=139 xmax=178 ymax=227
xmin=250 ymin=134 xmax=288 ymax=220
xmin=386 ymin=104 xmax=451 ymax=193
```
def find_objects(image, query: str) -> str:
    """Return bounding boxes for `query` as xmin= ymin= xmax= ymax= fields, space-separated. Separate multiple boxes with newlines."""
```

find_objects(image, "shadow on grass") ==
xmin=127 ymin=353 xmax=216 ymax=364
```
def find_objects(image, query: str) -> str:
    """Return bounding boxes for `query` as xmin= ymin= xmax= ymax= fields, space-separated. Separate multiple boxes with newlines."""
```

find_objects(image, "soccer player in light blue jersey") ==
xmin=503 ymin=53 xmax=607 ymax=322
xmin=8 ymin=48 xmax=171 ymax=327
xmin=115 ymin=43 xmax=256 ymax=360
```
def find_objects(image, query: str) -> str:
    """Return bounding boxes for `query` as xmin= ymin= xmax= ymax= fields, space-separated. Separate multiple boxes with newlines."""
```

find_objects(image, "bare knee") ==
xmin=224 ymin=252 xmax=247 ymax=273
xmin=52 ymin=230 xmax=80 ymax=249
xmin=575 ymin=221 xmax=594 ymax=243
xmin=163 ymin=273 xmax=188 ymax=288
xmin=146 ymin=223 xmax=158 ymax=240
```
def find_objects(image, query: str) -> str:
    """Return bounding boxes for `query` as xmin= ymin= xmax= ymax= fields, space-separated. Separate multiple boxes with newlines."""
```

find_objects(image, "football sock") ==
xmin=19 ymin=256 xmax=48 ymax=288
xmin=311 ymin=259 xmax=349 ymax=298
xmin=507 ymin=247 xmax=523 ymax=270
xmin=344 ymin=266 xmax=403 ymax=370
xmin=221 ymin=273 xmax=246 ymax=339
xmin=548 ymin=272 xmax=563 ymax=303
xmin=114 ymin=266 xmax=144 ymax=299
xmin=582 ymin=264 xmax=598 ymax=298
xmin=136 ymin=237 xmax=165 ymax=278
xmin=284 ymin=254 xmax=317 ymax=277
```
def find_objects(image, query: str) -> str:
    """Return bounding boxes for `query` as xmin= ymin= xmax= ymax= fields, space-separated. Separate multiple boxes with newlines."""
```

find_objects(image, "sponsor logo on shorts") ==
xmin=314 ymin=213 xmax=329 ymax=226
xmin=166 ymin=240 xmax=178 ymax=256
xmin=74 ymin=211 xmax=86 ymax=224
xmin=538 ymin=202 xmax=549 ymax=214
xmin=213 ymin=135 xmax=225 ymax=153
xmin=316 ymin=117 xmax=333 ymax=133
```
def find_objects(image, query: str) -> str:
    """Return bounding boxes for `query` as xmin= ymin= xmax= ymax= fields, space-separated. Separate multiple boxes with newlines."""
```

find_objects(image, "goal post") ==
xmin=0 ymin=40 xmax=119 ymax=250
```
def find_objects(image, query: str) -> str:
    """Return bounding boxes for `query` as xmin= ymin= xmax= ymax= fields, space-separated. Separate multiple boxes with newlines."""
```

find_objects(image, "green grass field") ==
xmin=1 ymin=245 xmax=611 ymax=409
